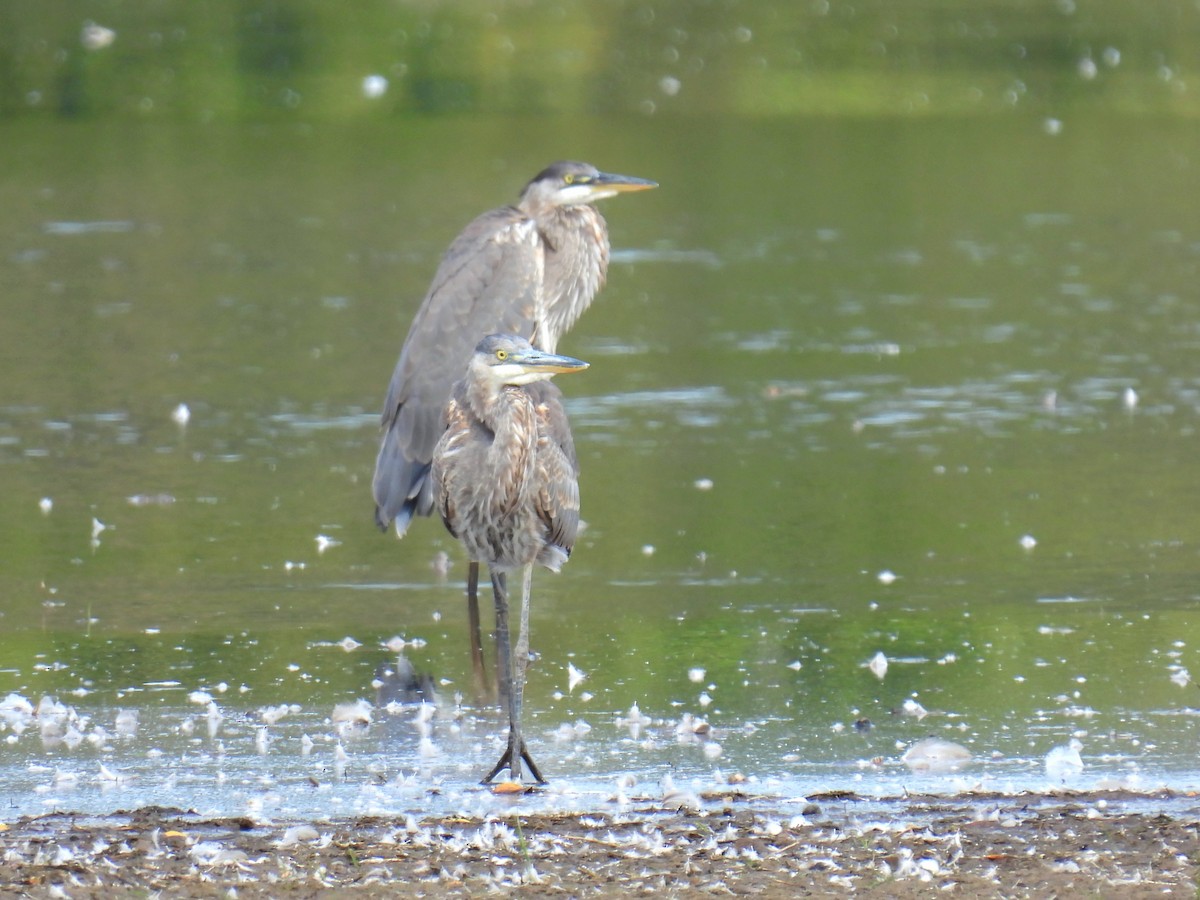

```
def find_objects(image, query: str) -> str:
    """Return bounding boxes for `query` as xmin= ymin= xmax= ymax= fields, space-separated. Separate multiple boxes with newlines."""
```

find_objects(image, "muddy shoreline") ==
xmin=3 ymin=789 xmax=1197 ymax=897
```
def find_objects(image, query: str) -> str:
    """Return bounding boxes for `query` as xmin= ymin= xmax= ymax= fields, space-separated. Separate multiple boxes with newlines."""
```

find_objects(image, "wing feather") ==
xmin=373 ymin=207 xmax=545 ymax=532
xmin=530 ymin=382 xmax=580 ymax=556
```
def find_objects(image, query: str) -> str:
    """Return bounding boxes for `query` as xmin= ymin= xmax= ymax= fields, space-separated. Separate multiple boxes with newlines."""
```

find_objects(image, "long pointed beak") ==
xmin=513 ymin=348 xmax=590 ymax=375
xmin=592 ymin=171 xmax=658 ymax=193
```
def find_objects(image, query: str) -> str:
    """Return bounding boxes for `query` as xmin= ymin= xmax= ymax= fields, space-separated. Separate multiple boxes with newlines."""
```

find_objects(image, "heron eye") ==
xmin=496 ymin=349 xmax=508 ymax=361
xmin=563 ymin=174 xmax=574 ymax=185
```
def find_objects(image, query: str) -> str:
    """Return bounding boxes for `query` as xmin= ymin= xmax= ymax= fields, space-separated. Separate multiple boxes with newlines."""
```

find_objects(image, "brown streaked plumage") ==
xmin=374 ymin=161 xmax=654 ymax=533
xmin=431 ymin=334 xmax=588 ymax=784
xmin=371 ymin=160 xmax=655 ymax=688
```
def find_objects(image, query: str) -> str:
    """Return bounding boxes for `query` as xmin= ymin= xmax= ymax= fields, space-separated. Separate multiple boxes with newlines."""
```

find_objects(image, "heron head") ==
xmin=472 ymin=334 xmax=589 ymax=386
xmin=521 ymin=161 xmax=657 ymax=209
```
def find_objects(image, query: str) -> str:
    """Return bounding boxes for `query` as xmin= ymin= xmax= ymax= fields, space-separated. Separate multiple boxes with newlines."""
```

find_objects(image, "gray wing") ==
xmin=373 ymin=206 xmax=545 ymax=533
xmin=530 ymin=381 xmax=580 ymax=560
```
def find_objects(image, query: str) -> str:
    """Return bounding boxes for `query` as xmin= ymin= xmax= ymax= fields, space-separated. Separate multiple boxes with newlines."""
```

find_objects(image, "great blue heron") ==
xmin=431 ymin=334 xmax=588 ymax=783
xmin=373 ymin=161 xmax=656 ymax=683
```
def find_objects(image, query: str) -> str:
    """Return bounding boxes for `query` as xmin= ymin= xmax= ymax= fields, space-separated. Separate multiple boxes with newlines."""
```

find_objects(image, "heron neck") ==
xmin=465 ymin=377 xmax=533 ymax=440
xmin=538 ymin=206 xmax=610 ymax=348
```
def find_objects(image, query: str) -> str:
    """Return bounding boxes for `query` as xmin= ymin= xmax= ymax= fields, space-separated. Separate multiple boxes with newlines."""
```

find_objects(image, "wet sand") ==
xmin=3 ymin=789 xmax=1197 ymax=897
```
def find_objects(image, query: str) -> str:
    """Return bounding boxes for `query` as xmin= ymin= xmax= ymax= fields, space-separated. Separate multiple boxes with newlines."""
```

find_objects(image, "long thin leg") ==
xmin=480 ymin=568 xmax=545 ymax=784
xmin=482 ymin=570 xmax=518 ymax=782
xmin=466 ymin=561 xmax=488 ymax=699
xmin=513 ymin=564 xmax=544 ymax=782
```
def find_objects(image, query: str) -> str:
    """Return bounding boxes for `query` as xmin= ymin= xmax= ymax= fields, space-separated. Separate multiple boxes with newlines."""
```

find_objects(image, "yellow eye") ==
xmin=496 ymin=349 xmax=508 ymax=360
xmin=563 ymin=174 xmax=574 ymax=184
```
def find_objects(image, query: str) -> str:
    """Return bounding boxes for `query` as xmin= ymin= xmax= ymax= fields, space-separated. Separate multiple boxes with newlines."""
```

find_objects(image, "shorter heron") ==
xmin=431 ymin=334 xmax=588 ymax=783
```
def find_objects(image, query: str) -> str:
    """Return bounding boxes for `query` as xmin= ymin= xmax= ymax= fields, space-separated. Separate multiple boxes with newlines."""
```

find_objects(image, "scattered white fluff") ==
xmin=901 ymin=737 xmax=972 ymax=773
xmin=567 ymin=662 xmax=587 ymax=693
xmin=660 ymin=773 xmax=703 ymax=813
xmin=362 ymin=75 xmax=389 ymax=98
xmin=81 ymin=22 xmax=116 ymax=51
xmin=276 ymin=825 xmax=320 ymax=847
xmin=899 ymin=698 xmax=928 ymax=719
xmin=114 ymin=709 xmax=138 ymax=737
xmin=1045 ymin=738 xmax=1084 ymax=780
xmin=205 ymin=702 xmax=223 ymax=739
xmin=332 ymin=699 xmax=373 ymax=738
xmin=868 ymin=651 xmax=889 ymax=679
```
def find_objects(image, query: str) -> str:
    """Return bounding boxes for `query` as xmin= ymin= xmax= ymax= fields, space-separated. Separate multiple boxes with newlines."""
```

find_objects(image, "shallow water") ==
xmin=5 ymin=1 xmax=1200 ymax=820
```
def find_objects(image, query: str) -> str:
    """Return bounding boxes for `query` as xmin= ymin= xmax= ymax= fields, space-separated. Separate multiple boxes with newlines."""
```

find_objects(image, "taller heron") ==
xmin=372 ymin=161 xmax=656 ymax=679
xmin=432 ymin=334 xmax=589 ymax=783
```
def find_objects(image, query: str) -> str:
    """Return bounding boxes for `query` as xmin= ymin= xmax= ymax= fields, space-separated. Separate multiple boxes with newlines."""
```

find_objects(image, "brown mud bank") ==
xmin=2 ymin=789 xmax=1198 ymax=897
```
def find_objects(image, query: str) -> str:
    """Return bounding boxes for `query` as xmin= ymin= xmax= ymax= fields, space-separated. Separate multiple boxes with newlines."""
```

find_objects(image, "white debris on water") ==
xmin=1045 ymin=738 xmax=1084 ymax=781
xmin=384 ymin=636 xmax=427 ymax=652
xmin=38 ymin=497 xmax=53 ymax=514
xmin=867 ymin=651 xmax=889 ymax=679
xmin=899 ymin=698 xmax=928 ymax=720
xmin=1019 ymin=534 xmax=1037 ymax=550
xmin=876 ymin=569 xmax=897 ymax=585
xmin=127 ymin=493 xmax=175 ymax=507
xmin=316 ymin=534 xmax=341 ymax=554
xmin=362 ymin=74 xmax=389 ymax=98
xmin=688 ymin=667 xmax=706 ymax=683
xmin=901 ymin=737 xmax=972 ymax=773
xmin=675 ymin=712 xmax=711 ymax=741
xmin=694 ymin=477 xmax=713 ymax=491
xmin=615 ymin=702 xmax=651 ymax=740
xmin=260 ymin=704 xmax=297 ymax=726
xmin=660 ymin=773 xmax=703 ymax=812
xmin=431 ymin=550 xmax=451 ymax=576
xmin=567 ymin=662 xmax=587 ymax=693
xmin=277 ymin=824 xmax=322 ymax=847
xmin=332 ymin=699 xmax=373 ymax=739
xmin=206 ymin=702 xmax=223 ymax=739
xmin=114 ymin=709 xmax=138 ymax=738
xmin=171 ymin=402 xmax=191 ymax=426
xmin=334 ymin=742 xmax=350 ymax=779
xmin=81 ymin=21 xmax=116 ymax=50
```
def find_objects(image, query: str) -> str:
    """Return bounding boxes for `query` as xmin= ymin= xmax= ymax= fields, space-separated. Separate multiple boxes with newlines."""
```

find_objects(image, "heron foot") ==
xmin=481 ymin=734 xmax=546 ymax=785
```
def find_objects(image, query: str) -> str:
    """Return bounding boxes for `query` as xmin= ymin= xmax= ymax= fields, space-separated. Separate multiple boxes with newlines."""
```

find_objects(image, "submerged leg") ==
xmin=480 ymin=568 xmax=545 ymax=784
xmin=466 ymin=561 xmax=488 ymax=699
